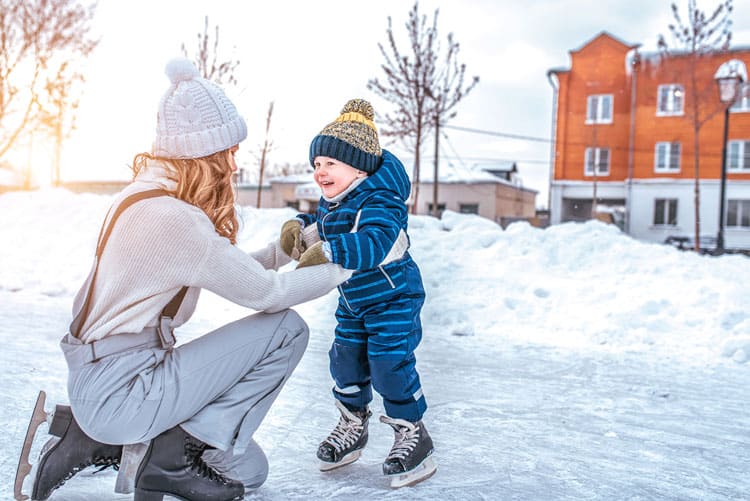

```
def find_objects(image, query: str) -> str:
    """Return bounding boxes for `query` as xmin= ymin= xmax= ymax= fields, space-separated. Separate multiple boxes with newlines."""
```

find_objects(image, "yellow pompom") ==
xmin=341 ymin=99 xmax=375 ymax=121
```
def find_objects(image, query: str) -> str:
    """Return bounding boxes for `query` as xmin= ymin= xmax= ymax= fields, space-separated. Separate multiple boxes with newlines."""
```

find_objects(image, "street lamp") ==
xmin=713 ymin=59 xmax=747 ymax=253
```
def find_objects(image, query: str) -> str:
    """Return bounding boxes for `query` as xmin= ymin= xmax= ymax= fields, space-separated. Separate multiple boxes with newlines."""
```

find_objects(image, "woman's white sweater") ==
xmin=73 ymin=166 xmax=350 ymax=343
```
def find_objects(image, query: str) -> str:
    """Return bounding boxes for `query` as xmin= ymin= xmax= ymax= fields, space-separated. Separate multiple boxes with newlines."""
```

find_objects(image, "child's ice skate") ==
xmin=317 ymin=400 xmax=371 ymax=471
xmin=380 ymin=416 xmax=436 ymax=488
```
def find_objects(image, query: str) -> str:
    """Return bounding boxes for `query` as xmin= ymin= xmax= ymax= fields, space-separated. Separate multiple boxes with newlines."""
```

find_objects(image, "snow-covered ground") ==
xmin=1 ymin=188 xmax=748 ymax=500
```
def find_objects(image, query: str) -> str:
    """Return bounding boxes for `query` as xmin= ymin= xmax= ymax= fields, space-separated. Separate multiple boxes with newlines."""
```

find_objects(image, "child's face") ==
xmin=313 ymin=156 xmax=367 ymax=198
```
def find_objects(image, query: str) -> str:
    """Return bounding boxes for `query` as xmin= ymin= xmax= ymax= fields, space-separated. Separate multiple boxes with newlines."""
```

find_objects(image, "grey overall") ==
xmin=60 ymin=189 xmax=309 ymax=489
xmin=61 ymin=309 xmax=308 ymax=488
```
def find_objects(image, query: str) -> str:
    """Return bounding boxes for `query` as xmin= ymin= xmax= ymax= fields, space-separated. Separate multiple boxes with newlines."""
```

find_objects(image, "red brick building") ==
xmin=548 ymin=32 xmax=750 ymax=250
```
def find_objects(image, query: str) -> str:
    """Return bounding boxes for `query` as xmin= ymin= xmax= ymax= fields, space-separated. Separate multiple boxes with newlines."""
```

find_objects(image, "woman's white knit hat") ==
xmin=152 ymin=58 xmax=247 ymax=159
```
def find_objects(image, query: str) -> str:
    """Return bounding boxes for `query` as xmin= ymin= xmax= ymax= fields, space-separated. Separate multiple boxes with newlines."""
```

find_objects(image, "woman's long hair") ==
xmin=132 ymin=149 xmax=239 ymax=244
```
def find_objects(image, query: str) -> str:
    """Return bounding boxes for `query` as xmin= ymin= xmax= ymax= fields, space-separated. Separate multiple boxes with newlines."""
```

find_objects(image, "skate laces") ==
xmin=184 ymin=436 xmax=232 ymax=484
xmin=380 ymin=416 xmax=419 ymax=460
xmin=91 ymin=456 xmax=120 ymax=473
xmin=325 ymin=402 xmax=368 ymax=452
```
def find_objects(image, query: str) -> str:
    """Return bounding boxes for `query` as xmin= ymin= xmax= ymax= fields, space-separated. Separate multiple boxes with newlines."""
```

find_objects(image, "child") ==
xmin=280 ymin=98 xmax=436 ymax=487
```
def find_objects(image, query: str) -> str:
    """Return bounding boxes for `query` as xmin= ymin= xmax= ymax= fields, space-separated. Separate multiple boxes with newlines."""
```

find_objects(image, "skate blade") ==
xmin=318 ymin=449 xmax=363 ymax=472
xmin=388 ymin=456 xmax=437 ymax=488
xmin=14 ymin=390 xmax=48 ymax=501
xmin=114 ymin=442 xmax=149 ymax=494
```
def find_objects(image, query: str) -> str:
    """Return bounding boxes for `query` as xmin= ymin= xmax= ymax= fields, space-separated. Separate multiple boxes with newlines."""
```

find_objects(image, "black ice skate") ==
xmin=14 ymin=390 xmax=122 ymax=501
xmin=317 ymin=400 xmax=372 ymax=471
xmin=380 ymin=416 xmax=437 ymax=488
xmin=134 ymin=425 xmax=244 ymax=501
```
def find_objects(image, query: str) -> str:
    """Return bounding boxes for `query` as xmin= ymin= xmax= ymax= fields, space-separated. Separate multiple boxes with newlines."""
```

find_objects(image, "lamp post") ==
xmin=713 ymin=60 xmax=747 ymax=253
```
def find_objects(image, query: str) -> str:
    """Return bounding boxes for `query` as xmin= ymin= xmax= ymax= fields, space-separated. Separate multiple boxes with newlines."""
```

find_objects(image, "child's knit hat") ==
xmin=309 ymin=98 xmax=382 ymax=174
xmin=152 ymin=58 xmax=247 ymax=159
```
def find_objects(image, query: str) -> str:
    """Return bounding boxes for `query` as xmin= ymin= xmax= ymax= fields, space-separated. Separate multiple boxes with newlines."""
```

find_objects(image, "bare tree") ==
xmin=256 ymin=101 xmax=274 ymax=208
xmin=0 ymin=0 xmax=98 ymax=164
xmin=181 ymin=15 xmax=239 ymax=86
xmin=41 ymin=62 xmax=84 ymax=186
xmin=368 ymin=1 xmax=478 ymax=214
xmin=658 ymin=0 xmax=733 ymax=251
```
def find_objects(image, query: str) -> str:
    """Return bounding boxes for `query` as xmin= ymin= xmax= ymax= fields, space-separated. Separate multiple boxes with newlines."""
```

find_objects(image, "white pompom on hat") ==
xmin=152 ymin=57 xmax=247 ymax=159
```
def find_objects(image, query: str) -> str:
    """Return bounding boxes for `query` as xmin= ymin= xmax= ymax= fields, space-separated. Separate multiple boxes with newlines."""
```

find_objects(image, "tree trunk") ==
xmin=257 ymin=144 xmax=267 ymax=209
xmin=53 ymin=112 xmax=63 ymax=187
xmin=432 ymin=112 xmax=440 ymax=218
xmin=412 ymin=118 xmax=423 ymax=215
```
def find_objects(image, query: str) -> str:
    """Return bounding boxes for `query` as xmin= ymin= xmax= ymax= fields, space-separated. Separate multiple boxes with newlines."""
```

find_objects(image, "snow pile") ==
xmin=1 ymin=188 xmax=748 ymax=365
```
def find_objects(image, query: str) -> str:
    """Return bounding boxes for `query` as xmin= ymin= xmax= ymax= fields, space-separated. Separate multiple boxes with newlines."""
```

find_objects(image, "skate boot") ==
xmin=380 ymin=416 xmax=437 ymax=488
xmin=134 ymin=425 xmax=244 ymax=501
xmin=14 ymin=391 xmax=123 ymax=501
xmin=317 ymin=400 xmax=371 ymax=471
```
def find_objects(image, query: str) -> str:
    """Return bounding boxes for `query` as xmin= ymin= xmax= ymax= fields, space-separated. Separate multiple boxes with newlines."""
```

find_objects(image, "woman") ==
xmin=20 ymin=58 xmax=352 ymax=501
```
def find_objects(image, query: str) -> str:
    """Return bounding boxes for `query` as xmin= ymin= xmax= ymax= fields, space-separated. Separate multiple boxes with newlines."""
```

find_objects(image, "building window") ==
xmin=584 ymin=147 xmax=610 ymax=176
xmin=727 ymin=199 xmax=750 ymax=228
xmin=727 ymin=140 xmax=750 ymax=171
xmin=654 ymin=198 xmax=678 ymax=226
xmin=586 ymin=94 xmax=613 ymax=124
xmin=655 ymin=142 xmax=681 ymax=172
xmin=459 ymin=203 xmax=479 ymax=214
xmin=730 ymin=83 xmax=750 ymax=112
xmin=427 ymin=203 xmax=446 ymax=217
xmin=285 ymin=200 xmax=300 ymax=210
xmin=657 ymin=84 xmax=684 ymax=115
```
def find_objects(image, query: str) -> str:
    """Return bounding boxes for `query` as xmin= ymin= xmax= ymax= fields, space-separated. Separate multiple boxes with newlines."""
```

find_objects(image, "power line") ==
xmin=443 ymin=124 xmax=552 ymax=143
xmin=398 ymin=153 xmax=550 ymax=165
xmin=440 ymin=130 xmax=468 ymax=169
xmin=443 ymin=123 xmax=731 ymax=160
xmin=440 ymin=155 xmax=549 ymax=165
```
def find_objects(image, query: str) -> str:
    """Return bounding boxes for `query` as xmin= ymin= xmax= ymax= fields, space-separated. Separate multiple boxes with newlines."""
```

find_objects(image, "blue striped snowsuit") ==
xmin=298 ymin=150 xmax=427 ymax=422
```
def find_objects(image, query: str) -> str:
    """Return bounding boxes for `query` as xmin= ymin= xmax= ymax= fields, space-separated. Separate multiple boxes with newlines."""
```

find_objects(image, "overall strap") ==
xmin=70 ymin=189 xmax=188 ymax=340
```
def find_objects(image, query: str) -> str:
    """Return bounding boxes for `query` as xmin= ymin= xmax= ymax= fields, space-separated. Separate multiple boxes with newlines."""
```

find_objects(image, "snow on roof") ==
xmin=269 ymin=172 xmax=315 ymax=184
xmin=419 ymin=162 xmax=520 ymax=185
xmin=481 ymin=161 xmax=517 ymax=173
xmin=714 ymin=59 xmax=748 ymax=82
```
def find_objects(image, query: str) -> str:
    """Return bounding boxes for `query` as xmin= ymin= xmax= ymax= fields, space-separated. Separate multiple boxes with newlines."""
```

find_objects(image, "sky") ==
xmin=8 ymin=0 xmax=750 ymax=209
xmin=1 ymin=188 xmax=749 ymax=499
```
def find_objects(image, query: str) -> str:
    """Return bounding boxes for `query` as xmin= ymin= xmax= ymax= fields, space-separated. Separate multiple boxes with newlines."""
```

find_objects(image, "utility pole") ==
xmin=257 ymin=101 xmax=274 ymax=209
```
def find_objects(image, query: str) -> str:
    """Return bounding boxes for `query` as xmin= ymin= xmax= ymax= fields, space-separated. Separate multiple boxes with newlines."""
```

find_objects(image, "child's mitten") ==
xmin=296 ymin=241 xmax=330 ymax=268
xmin=280 ymin=219 xmax=305 ymax=260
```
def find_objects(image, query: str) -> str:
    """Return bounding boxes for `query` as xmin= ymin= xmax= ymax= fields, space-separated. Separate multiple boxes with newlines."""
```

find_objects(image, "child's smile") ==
xmin=313 ymin=156 xmax=367 ymax=198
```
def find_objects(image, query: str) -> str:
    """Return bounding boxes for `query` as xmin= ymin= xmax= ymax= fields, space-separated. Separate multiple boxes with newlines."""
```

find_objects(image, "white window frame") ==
xmin=653 ymin=198 xmax=678 ymax=226
xmin=730 ymin=83 xmax=750 ymax=113
xmin=657 ymin=84 xmax=684 ymax=116
xmin=727 ymin=199 xmax=750 ymax=228
xmin=654 ymin=142 xmax=681 ymax=173
xmin=584 ymin=147 xmax=610 ymax=176
xmin=727 ymin=140 xmax=750 ymax=172
xmin=586 ymin=94 xmax=613 ymax=124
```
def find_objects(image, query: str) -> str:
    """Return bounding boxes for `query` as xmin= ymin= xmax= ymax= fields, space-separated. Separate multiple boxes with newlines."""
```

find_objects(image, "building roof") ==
xmin=481 ymin=162 xmax=518 ymax=174
xmin=570 ymin=31 xmax=640 ymax=54
xmin=269 ymin=172 xmax=315 ymax=184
